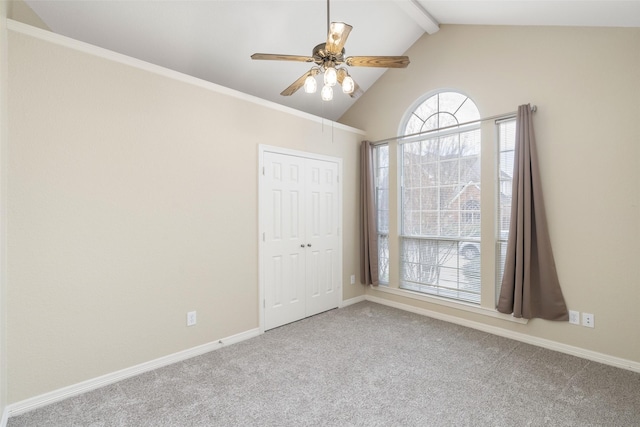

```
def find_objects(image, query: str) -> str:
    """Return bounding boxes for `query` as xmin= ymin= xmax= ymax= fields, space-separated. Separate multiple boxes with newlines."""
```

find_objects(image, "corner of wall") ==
xmin=0 ymin=0 xmax=8 ymax=424
xmin=6 ymin=0 xmax=49 ymax=30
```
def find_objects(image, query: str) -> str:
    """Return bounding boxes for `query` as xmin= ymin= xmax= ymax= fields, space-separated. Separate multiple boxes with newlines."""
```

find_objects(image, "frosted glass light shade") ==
xmin=324 ymin=67 xmax=337 ymax=87
xmin=321 ymin=84 xmax=333 ymax=101
xmin=342 ymin=75 xmax=355 ymax=94
xmin=304 ymin=75 xmax=317 ymax=93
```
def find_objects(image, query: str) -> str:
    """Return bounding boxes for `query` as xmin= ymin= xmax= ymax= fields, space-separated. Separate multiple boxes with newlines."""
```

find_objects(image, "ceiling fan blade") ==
xmin=336 ymin=68 xmax=363 ymax=99
xmin=281 ymin=68 xmax=320 ymax=96
xmin=251 ymin=53 xmax=315 ymax=63
xmin=325 ymin=22 xmax=353 ymax=54
xmin=345 ymin=56 xmax=410 ymax=68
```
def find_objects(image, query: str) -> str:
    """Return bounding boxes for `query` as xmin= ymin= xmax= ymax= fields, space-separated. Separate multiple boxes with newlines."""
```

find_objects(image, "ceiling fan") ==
xmin=250 ymin=0 xmax=410 ymax=101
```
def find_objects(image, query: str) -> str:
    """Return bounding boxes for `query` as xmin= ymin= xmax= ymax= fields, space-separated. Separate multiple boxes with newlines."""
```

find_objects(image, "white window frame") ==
xmin=373 ymin=144 xmax=390 ymax=284
xmin=369 ymin=90 xmax=526 ymax=323
xmin=399 ymin=91 xmax=482 ymax=304
xmin=496 ymin=117 xmax=517 ymax=304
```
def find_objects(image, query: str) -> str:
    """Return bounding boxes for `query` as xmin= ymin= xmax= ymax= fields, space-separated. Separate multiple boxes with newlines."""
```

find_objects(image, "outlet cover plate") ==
xmin=582 ymin=312 xmax=594 ymax=328
xmin=187 ymin=311 xmax=197 ymax=326
xmin=569 ymin=310 xmax=580 ymax=325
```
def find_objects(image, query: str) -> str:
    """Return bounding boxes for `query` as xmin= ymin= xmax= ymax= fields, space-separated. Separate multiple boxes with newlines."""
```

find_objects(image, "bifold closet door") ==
xmin=263 ymin=152 xmax=307 ymax=330
xmin=304 ymin=158 xmax=340 ymax=318
xmin=262 ymin=152 xmax=340 ymax=330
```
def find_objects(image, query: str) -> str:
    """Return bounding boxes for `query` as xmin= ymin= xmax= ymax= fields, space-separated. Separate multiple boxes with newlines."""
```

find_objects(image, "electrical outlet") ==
xmin=187 ymin=311 xmax=197 ymax=326
xmin=350 ymin=274 xmax=356 ymax=285
xmin=569 ymin=310 xmax=580 ymax=325
xmin=582 ymin=312 xmax=594 ymax=328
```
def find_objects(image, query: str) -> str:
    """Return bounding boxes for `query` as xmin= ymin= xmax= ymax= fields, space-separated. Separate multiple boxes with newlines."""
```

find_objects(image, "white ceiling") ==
xmin=24 ymin=0 xmax=640 ymax=121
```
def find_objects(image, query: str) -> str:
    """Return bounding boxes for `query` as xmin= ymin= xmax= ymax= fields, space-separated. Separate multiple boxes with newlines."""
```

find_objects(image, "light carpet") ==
xmin=8 ymin=301 xmax=640 ymax=426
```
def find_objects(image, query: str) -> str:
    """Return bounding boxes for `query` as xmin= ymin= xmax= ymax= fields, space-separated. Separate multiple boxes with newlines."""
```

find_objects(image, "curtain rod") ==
xmin=370 ymin=105 xmax=537 ymax=146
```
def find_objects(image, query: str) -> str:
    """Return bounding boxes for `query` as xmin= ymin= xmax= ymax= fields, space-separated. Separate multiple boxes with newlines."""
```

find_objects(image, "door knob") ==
xmin=307 ymin=244 xmax=312 ymax=247
xmin=300 ymin=244 xmax=305 ymax=248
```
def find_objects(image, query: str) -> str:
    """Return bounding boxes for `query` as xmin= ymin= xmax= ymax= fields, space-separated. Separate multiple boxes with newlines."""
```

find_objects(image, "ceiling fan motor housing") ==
xmin=312 ymin=43 xmax=345 ymax=69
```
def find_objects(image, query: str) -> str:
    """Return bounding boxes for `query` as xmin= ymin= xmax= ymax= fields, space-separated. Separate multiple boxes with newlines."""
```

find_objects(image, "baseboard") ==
xmin=341 ymin=294 xmax=366 ymax=307
xmin=365 ymin=295 xmax=640 ymax=374
xmin=10 ymin=298 xmax=639 ymax=418
xmin=8 ymin=327 xmax=261 ymax=417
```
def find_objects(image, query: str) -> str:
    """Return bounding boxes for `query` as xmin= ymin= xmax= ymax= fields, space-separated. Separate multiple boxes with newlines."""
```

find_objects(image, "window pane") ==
xmin=439 ymin=134 xmax=459 ymax=160
xmin=438 ymin=92 xmax=468 ymax=115
xmin=400 ymin=92 xmax=481 ymax=304
xmin=379 ymin=234 xmax=389 ymax=284
xmin=496 ymin=119 xmax=516 ymax=301
xmin=440 ymin=211 xmax=459 ymax=237
xmin=420 ymin=187 xmax=438 ymax=210
xmin=499 ymin=152 xmax=515 ymax=178
xmin=400 ymin=238 xmax=481 ymax=304
xmin=439 ymin=185 xmax=459 ymax=210
xmin=403 ymin=164 xmax=416 ymax=187
xmin=421 ymin=138 xmax=439 ymax=163
xmin=374 ymin=144 xmax=389 ymax=284
xmin=496 ymin=241 xmax=508 ymax=302
xmin=439 ymin=159 xmax=460 ymax=185
xmin=455 ymin=98 xmax=481 ymax=124
xmin=460 ymin=157 xmax=480 ymax=182
xmin=436 ymin=112 xmax=458 ymax=129
xmin=405 ymin=114 xmax=423 ymax=135
xmin=461 ymin=131 xmax=481 ymax=156
xmin=413 ymin=95 xmax=438 ymax=122
xmin=413 ymin=91 xmax=483 ymax=131
xmin=420 ymin=211 xmax=438 ymax=236
xmin=377 ymin=191 xmax=388 ymax=233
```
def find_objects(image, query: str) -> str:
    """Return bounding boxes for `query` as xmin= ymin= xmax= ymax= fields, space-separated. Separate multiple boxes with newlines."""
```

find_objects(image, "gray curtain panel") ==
xmin=497 ymin=105 xmax=569 ymax=321
xmin=360 ymin=140 xmax=379 ymax=286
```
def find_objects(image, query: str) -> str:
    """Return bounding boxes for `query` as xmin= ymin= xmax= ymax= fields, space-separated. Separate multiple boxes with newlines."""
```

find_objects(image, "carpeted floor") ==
xmin=8 ymin=301 xmax=640 ymax=426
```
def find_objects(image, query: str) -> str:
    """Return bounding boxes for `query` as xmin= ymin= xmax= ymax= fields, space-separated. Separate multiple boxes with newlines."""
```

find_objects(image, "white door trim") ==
xmin=258 ymin=145 xmax=343 ymax=333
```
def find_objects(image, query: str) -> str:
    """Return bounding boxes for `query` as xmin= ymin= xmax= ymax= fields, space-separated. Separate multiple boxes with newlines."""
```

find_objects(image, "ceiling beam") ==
xmin=393 ymin=0 xmax=440 ymax=34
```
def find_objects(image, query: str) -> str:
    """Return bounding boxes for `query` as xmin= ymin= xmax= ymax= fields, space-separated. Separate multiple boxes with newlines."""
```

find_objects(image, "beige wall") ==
xmin=1 ymin=0 xmax=9 ymax=420
xmin=7 ymin=26 xmax=364 ymax=403
xmin=7 ymin=0 xmax=48 ymax=30
xmin=340 ymin=25 xmax=640 ymax=363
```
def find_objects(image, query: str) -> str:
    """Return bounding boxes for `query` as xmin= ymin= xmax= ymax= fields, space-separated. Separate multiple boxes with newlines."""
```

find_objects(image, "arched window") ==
xmin=403 ymin=91 xmax=481 ymax=136
xmin=399 ymin=91 xmax=482 ymax=303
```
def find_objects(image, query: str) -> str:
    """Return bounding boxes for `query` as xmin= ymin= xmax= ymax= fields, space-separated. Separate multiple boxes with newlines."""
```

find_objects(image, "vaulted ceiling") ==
xmin=24 ymin=0 xmax=640 ymax=121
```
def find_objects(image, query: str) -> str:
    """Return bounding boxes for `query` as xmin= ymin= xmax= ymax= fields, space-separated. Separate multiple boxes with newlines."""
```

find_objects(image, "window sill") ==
xmin=370 ymin=284 xmax=528 ymax=324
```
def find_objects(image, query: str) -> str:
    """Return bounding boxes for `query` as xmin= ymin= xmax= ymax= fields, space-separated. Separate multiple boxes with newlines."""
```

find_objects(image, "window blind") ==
xmin=496 ymin=118 xmax=516 ymax=302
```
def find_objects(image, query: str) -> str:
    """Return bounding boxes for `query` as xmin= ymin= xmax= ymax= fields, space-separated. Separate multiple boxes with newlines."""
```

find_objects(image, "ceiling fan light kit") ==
xmin=341 ymin=75 xmax=355 ymax=94
xmin=324 ymin=66 xmax=338 ymax=87
xmin=321 ymin=84 xmax=334 ymax=101
xmin=301 ymin=64 xmax=354 ymax=101
xmin=251 ymin=1 xmax=409 ymax=103
xmin=304 ymin=74 xmax=318 ymax=94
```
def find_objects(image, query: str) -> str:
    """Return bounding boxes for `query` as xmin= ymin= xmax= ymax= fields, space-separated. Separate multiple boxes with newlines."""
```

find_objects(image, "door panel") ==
xmin=262 ymin=152 xmax=340 ymax=330
xmin=305 ymin=159 xmax=340 ymax=317
xmin=263 ymin=153 xmax=306 ymax=330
